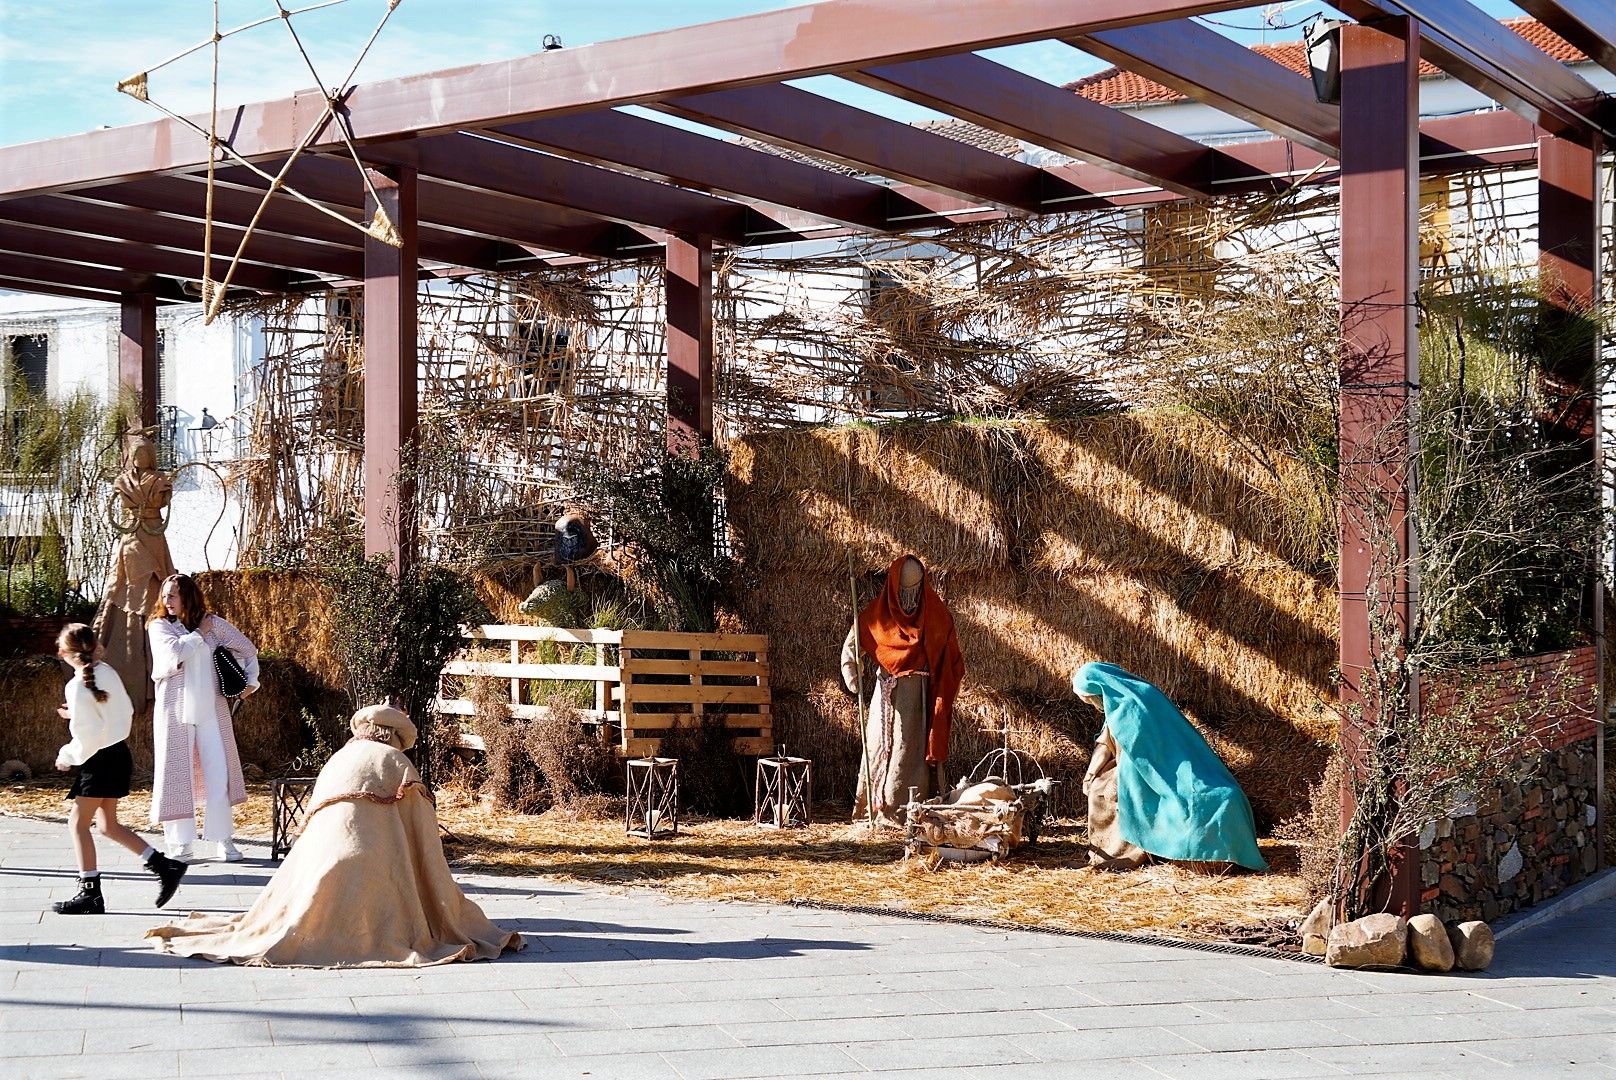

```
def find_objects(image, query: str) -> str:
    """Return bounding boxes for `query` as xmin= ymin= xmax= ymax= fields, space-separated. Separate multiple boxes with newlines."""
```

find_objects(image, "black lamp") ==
xmin=542 ymin=33 xmax=563 ymax=51
xmin=1305 ymin=18 xmax=1346 ymax=106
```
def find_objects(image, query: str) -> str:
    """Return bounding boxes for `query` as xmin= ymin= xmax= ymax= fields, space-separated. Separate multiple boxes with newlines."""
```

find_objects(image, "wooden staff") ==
xmin=847 ymin=554 xmax=876 ymax=830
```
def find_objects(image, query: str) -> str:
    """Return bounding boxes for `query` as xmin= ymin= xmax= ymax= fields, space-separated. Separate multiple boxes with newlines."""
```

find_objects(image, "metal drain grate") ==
xmin=785 ymin=898 xmax=1323 ymax=964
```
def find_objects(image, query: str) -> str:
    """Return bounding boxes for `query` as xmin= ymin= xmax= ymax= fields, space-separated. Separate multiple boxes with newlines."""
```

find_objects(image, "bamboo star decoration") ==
xmin=117 ymin=0 xmax=407 ymax=323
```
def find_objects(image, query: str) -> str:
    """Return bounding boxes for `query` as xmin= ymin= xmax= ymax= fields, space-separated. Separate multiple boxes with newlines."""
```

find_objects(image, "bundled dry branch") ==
xmin=215 ymin=164 xmax=1541 ymax=581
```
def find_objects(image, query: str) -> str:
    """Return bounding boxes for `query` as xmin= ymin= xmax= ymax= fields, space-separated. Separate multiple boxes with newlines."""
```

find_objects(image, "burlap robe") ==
xmin=843 ymin=625 xmax=934 ymax=824
xmin=147 ymin=739 xmax=522 ymax=967
xmin=1086 ymin=728 xmax=1148 ymax=869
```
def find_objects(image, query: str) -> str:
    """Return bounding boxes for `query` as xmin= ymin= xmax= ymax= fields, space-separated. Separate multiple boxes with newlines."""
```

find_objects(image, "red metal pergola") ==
xmin=0 ymin=0 xmax=1611 ymax=910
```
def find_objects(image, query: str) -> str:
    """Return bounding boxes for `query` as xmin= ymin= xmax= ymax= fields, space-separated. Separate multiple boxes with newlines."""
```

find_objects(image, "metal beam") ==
xmin=0 ymin=220 xmax=291 ymax=293
xmin=0 ymin=277 xmax=127 ymax=305
xmin=0 ymin=252 xmax=188 ymax=300
xmin=357 ymin=134 xmax=803 ymax=246
xmin=846 ymin=53 xmax=1230 ymax=196
xmin=1069 ymin=20 xmax=1341 ymax=156
xmin=213 ymin=158 xmax=643 ymax=262
xmin=363 ymin=165 xmax=418 ymax=566
xmin=0 ymin=194 xmax=360 ymax=281
xmin=0 ymin=0 xmax=1256 ymax=199
xmin=1340 ymin=0 xmax=1610 ymax=143
xmin=655 ymin=83 xmax=1070 ymax=213
xmin=1338 ymin=17 xmax=1422 ymax=918
xmin=128 ymin=176 xmax=514 ymax=273
xmin=119 ymin=292 xmax=158 ymax=428
xmin=484 ymin=110 xmax=949 ymax=232
xmin=1515 ymin=0 xmax=1616 ymax=78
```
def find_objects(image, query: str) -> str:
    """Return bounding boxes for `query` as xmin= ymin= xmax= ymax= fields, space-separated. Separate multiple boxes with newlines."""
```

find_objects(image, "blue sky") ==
xmin=0 ymin=0 xmax=1532 ymax=146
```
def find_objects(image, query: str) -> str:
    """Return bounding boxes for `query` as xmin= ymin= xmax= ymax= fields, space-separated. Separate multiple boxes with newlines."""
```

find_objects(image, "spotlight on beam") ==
xmin=1305 ymin=18 xmax=1346 ymax=106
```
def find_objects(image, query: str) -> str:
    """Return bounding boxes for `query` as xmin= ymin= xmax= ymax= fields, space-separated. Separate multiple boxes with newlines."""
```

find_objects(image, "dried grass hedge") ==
xmin=727 ymin=416 xmax=1339 ymax=826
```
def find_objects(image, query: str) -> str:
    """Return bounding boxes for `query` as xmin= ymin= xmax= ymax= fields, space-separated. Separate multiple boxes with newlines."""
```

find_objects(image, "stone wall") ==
xmin=1418 ymin=646 xmax=1601 ymax=922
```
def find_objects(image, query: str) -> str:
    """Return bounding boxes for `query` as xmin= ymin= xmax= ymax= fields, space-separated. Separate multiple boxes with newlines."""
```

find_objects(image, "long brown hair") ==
xmin=150 ymin=573 xmax=207 ymax=630
xmin=57 ymin=623 xmax=108 ymax=703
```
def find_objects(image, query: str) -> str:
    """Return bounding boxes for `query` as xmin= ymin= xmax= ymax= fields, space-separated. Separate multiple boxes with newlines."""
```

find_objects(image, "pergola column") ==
xmin=1537 ymin=132 xmax=1605 ymax=868
xmin=362 ymin=165 xmax=419 ymax=566
xmin=665 ymin=233 xmax=714 ymax=457
xmin=118 ymin=291 xmax=158 ymax=428
xmin=1338 ymin=16 xmax=1421 ymax=917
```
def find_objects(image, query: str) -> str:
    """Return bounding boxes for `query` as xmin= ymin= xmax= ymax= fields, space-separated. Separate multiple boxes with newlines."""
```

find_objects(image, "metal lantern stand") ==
xmin=270 ymin=773 xmax=317 ymax=860
xmin=626 ymin=756 xmax=679 ymax=839
xmin=754 ymin=747 xmax=812 ymax=829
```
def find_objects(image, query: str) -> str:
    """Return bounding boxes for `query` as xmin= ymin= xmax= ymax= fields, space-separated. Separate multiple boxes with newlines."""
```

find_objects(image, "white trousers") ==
xmin=162 ymin=719 xmax=234 ymax=848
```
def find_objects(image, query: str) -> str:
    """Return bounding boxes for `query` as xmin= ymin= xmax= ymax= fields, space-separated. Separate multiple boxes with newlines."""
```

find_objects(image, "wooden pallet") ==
xmin=436 ymin=625 xmax=771 ymax=756
xmin=617 ymin=630 xmax=772 ymax=757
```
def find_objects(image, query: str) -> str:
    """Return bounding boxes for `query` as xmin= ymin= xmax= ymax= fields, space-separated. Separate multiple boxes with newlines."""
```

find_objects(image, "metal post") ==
xmin=362 ymin=165 xmax=418 ymax=567
xmin=665 ymin=233 xmax=713 ymax=457
xmin=1338 ymin=16 xmax=1421 ymax=917
xmin=118 ymin=291 xmax=158 ymax=428
xmin=1538 ymin=133 xmax=1605 ymax=869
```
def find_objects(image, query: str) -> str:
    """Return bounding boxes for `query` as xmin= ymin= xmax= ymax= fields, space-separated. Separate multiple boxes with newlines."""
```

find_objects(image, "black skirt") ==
xmin=66 ymin=741 xmax=133 ymax=799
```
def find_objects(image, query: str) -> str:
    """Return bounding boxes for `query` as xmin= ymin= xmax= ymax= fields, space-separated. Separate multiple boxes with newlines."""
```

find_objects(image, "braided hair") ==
xmin=56 ymin=623 xmax=108 ymax=703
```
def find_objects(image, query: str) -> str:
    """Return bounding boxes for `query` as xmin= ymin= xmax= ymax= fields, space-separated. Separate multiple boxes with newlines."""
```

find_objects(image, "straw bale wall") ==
xmin=726 ymin=415 xmax=1339 ymax=824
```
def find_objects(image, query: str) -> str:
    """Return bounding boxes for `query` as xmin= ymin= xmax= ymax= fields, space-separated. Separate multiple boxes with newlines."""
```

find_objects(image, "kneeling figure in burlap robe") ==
xmin=147 ymin=705 xmax=522 ymax=967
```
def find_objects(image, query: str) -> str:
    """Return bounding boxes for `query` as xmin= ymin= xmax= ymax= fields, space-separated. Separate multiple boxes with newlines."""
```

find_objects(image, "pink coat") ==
xmin=149 ymin=614 xmax=257 ymax=824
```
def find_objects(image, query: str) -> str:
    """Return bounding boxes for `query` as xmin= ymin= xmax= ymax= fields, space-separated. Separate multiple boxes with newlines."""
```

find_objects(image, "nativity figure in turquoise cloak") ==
xmin=1073 ymin=662 xmax=1267 ymax=871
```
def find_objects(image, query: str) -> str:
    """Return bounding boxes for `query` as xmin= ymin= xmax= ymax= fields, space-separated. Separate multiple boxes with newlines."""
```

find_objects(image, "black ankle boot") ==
xmin=145 ymin=852 xmax=187 ymax=908
xmin=52 ymin=876 xmax=105 ymax=915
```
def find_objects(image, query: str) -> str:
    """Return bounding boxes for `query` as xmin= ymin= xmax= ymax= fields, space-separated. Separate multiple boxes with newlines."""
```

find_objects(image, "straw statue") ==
xmin=841 ymin=555 xmax=965 ymax=824
xmin=93 ymin=426 xmax=176 ymax=715
xmin=1074 ymin=662 xmax=1266 ymax=871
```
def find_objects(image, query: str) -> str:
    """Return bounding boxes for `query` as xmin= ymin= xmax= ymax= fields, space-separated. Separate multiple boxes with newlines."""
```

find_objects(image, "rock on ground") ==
xmin=1407 ymin=913 xmax=1455 ymax=972
xmin=1299 ymin=898 xmax=1333 ymax=957
xmin=1326 ymin=912 xmax=1408 ymax=969
xmin=1448 ymin=920 xmax=1495 ymax=971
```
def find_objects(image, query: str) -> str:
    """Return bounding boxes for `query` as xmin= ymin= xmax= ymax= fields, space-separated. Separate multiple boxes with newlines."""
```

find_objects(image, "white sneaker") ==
xmin=167 ymin=844 xmax=195 ymax=862
xmin=217 ymin=841 xmax=244 ymax=862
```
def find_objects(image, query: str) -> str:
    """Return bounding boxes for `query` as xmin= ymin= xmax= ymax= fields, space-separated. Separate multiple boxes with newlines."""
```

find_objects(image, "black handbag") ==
xmin=213 ymin=645 xmax=249 ymax=698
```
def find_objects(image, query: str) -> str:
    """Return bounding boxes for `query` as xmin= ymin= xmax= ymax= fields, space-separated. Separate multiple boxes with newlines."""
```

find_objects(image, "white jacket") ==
xmin=57 ymin=662 xmax=134 ymax=766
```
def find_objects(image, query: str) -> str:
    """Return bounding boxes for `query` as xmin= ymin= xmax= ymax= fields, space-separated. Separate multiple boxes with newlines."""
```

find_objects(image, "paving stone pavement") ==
xmin=2 ymin=814 xmax=1613 ymax=1079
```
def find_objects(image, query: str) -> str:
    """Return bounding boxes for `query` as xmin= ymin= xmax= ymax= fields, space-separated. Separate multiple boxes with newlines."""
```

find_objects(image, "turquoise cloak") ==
xmin=1074 ymin=662 xmax=1267 ymax=871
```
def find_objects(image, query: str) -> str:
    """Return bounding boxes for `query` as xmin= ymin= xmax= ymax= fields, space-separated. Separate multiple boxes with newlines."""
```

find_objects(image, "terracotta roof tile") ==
xmin=914 ymin=118 xmax=1025 ymax=157
xmin=1066 ymin=17 xmax=1587 ymax=107
xmin=736 ymin=118 xmax=1025 ymax=173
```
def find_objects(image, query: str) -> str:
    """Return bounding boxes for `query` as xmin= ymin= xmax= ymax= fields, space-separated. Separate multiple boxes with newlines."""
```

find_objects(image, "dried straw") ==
xmin=0 ymin=782 xmax=1309 ymax=939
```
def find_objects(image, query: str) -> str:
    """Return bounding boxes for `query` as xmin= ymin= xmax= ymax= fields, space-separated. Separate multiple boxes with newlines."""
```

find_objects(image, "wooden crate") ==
xmin=617 ymin=630 xmax=772 ymax=757
xmin=436 ymin=625 xmax=772 ymax=757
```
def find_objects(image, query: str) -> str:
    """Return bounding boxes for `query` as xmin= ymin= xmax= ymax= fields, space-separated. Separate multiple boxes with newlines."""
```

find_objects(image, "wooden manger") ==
xmin=436 ymin=625 xmax=772 ymax=757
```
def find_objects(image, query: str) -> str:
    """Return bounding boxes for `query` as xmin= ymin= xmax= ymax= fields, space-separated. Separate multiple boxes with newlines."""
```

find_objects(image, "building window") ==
xmin=1140 ymin=203 xmax=1220 ymax=303
xmin=325 ymin=293 xmax=363 ymax=441
xmin=1419 ymin=175 xmax=1454 ymax=273
xmin=862 ymin=262 xmax=937 ymax=413
xmin=2 ymin=334 xmax=48 ymax=472
xmin=511 ymin=314 xmax=570 ymax=399
xmin=154 ymin=330 xmax=179 ymax=469
xmin=5 ymin=333 xmax=48 ymax=397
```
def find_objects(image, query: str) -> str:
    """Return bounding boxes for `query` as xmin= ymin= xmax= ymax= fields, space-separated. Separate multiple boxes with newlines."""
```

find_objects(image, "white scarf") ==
xmin=159 ymin=618 xmax=216 ymax=728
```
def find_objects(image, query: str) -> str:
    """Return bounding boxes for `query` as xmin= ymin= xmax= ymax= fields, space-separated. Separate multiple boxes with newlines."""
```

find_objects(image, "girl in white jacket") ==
xmin=51 ymin=623 xmax=187 ymax=915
